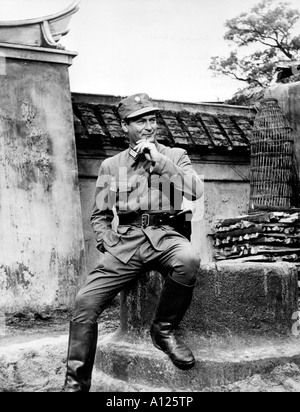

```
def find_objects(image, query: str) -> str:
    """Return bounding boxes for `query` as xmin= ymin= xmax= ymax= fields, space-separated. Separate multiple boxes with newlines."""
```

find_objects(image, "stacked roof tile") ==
xmin=73 ymin=94 xmax=255 ymax=154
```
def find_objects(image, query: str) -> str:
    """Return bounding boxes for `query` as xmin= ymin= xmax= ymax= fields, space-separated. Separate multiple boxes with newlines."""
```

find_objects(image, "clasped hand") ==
xmin=134 ymin=140 xmax=161 ymax=163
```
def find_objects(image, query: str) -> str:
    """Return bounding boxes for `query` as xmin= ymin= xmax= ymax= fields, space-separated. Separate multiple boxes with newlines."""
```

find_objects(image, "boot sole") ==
xmin=171 ymin=358 xmax=195 ymax=370
xmin=151 ymin=340 xmax=195 ymax=370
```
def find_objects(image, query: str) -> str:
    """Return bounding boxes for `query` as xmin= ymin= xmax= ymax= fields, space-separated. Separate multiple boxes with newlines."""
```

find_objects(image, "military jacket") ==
xmin=91 ymin=142 xmax=203 ymax=263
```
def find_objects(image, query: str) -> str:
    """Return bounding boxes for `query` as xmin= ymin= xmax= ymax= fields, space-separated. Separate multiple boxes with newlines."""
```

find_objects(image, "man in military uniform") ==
xmin=64 ymin=93 xmax=204 ymax=392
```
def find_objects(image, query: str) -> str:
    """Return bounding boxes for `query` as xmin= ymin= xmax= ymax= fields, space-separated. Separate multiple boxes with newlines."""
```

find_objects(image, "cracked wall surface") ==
xmin=0 ymin=58 xmax=85 ymax=312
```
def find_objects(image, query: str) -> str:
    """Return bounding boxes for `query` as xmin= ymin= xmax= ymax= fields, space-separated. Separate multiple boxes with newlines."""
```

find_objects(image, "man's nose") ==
xmin=145 ymin=120 xmax=153 ymax=131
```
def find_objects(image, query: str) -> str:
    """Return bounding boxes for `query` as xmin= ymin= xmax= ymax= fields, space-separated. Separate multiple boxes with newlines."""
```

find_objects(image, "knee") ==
xmin=187 ymin=252 xmax=200 ymax=284
xmin=73 ymin=291 xmax=98 ymax=324
xmin=74 ymin=290 xmax=88 ymax=311
xmin=176 ymin=248 xmax=200 ymax=285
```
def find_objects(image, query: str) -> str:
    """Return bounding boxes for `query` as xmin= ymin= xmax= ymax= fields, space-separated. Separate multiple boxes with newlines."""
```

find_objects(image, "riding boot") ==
xmin=63 ymin=321 xmax=98 ymax=392
xmin=150 ymin=276 xmax=195 ymax=370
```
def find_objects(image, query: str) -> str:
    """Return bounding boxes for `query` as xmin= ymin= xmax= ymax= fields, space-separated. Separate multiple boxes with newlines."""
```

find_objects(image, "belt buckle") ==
xmin=141 ymin=213 xmax=150 ymax=228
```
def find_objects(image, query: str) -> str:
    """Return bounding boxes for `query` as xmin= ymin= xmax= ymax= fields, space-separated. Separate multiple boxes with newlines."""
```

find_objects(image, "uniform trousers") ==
xmin=73 ymin=231 xmax=200 ymax=324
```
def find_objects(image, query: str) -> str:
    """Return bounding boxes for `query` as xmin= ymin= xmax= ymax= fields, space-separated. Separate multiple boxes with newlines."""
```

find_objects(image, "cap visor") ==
xmin=126 ymin=107 xmax=160 ymax=119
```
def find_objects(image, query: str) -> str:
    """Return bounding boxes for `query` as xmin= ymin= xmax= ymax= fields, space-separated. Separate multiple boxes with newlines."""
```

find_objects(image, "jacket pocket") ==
xmin=103 ymin=230 xmax=121 ymax=247
xmin=117 ymin=226 xmax=132 ymax=235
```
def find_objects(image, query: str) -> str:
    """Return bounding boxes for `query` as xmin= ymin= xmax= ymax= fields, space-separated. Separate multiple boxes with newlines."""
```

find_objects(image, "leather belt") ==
xmin=118 ymin=212 xmax=175 ymax=228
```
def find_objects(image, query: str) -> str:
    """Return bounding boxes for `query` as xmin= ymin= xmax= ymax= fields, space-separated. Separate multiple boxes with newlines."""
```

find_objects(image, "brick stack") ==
xmin=213 ymin=211 xmax=300 ymax=265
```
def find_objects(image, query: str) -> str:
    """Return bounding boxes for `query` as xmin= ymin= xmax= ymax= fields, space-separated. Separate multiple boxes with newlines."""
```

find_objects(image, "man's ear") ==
xmin=121 ymin=120 xmax=129 ymax=133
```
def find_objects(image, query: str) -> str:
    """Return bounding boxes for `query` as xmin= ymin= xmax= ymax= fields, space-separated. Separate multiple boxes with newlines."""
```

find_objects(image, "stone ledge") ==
xmin=183 ymin=262 xmax=298 ymax=336
xmin=95 ymin=332 xmax=300 ymax=391
xmin=121 ymin=262 xmax=298 ymax=337
xmin=0 ymin=42 xmax=77 ymax=65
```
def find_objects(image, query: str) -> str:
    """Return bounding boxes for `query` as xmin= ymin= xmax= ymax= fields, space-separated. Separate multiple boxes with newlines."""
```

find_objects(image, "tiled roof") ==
xmin=72 ymin=94 xmax=256 ymax=154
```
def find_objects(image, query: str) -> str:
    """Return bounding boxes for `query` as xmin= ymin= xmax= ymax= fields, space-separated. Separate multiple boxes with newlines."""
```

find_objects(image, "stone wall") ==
xmin=119 ymin=262 xmax=298 ymax=337
xmin=0 ymin=44 xmax=86 ymax=312
xmin=184 ymin=262 xmax=298 ymax=336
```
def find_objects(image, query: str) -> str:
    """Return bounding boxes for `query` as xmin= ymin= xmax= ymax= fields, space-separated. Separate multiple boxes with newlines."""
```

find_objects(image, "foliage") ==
xmin=210 ymin=0 xmax=300 ymax=90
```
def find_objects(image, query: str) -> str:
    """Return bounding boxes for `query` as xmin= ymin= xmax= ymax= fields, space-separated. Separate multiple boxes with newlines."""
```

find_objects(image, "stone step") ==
xmin=1 ymin=329 xmax=300 ymax=392
xmin=95 ymin=332 xmax=300 ymax=391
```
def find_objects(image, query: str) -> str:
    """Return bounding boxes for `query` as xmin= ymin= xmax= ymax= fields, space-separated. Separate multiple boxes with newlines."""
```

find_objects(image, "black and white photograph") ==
xmin=1 ymin=0 xmax=300 ymax=396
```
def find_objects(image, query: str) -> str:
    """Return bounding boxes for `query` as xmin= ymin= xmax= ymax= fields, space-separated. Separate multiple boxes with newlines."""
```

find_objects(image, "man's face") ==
xmin=122 ymin=114 xmax=158 ymax=146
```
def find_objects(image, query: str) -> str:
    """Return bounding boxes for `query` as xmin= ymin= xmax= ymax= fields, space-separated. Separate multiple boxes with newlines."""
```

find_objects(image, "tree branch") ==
xmin=221 ymin=69 xmax=264 ymax=87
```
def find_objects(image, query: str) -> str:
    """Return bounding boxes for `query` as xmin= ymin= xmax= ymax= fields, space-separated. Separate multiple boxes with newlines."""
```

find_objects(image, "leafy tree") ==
xmin=210 ymin=0 xmax=300 ymax=90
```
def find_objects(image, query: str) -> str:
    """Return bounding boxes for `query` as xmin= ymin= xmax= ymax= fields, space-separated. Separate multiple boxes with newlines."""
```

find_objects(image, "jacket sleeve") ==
xmin=151 ymin=149 xmax=203 ymax=201
xmin=90 ymin=160 xmax=115 ymax=251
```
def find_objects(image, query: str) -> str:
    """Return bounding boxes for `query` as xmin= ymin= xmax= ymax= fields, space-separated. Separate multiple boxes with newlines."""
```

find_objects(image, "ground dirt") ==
xmin=1 ymin=300 xmax=300 ymax=392
xmin=0 ymin=300 xmax=120 ymax=392
xmin=1 ymin=301 xmax=120 ymax=346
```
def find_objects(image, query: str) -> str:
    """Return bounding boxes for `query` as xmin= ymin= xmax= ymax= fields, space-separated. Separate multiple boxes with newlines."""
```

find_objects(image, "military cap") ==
xmin=117 ymin=93 xmax=160 ymax=120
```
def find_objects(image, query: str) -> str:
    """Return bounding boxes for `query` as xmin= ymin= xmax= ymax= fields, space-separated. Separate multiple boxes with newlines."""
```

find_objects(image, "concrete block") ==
xmin=120 ymin=262 xmax=298 ymax=337
xmin=183 ymin=262 xmax=298 ymax=336
xmin=120 ymin=271 xmax=163 ymax=336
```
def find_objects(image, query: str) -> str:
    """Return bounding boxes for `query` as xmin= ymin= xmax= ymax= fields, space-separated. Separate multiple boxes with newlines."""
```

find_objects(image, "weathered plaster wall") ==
xmin=77 ymin=153 xmax=250 ymax=274
xmin=0 ymin=54 xmax=86 ymax=311
xmin=78 ymin=176 xmax=100 ymax=276
xmin=192 ymin=159 xmax=250 ymax=263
